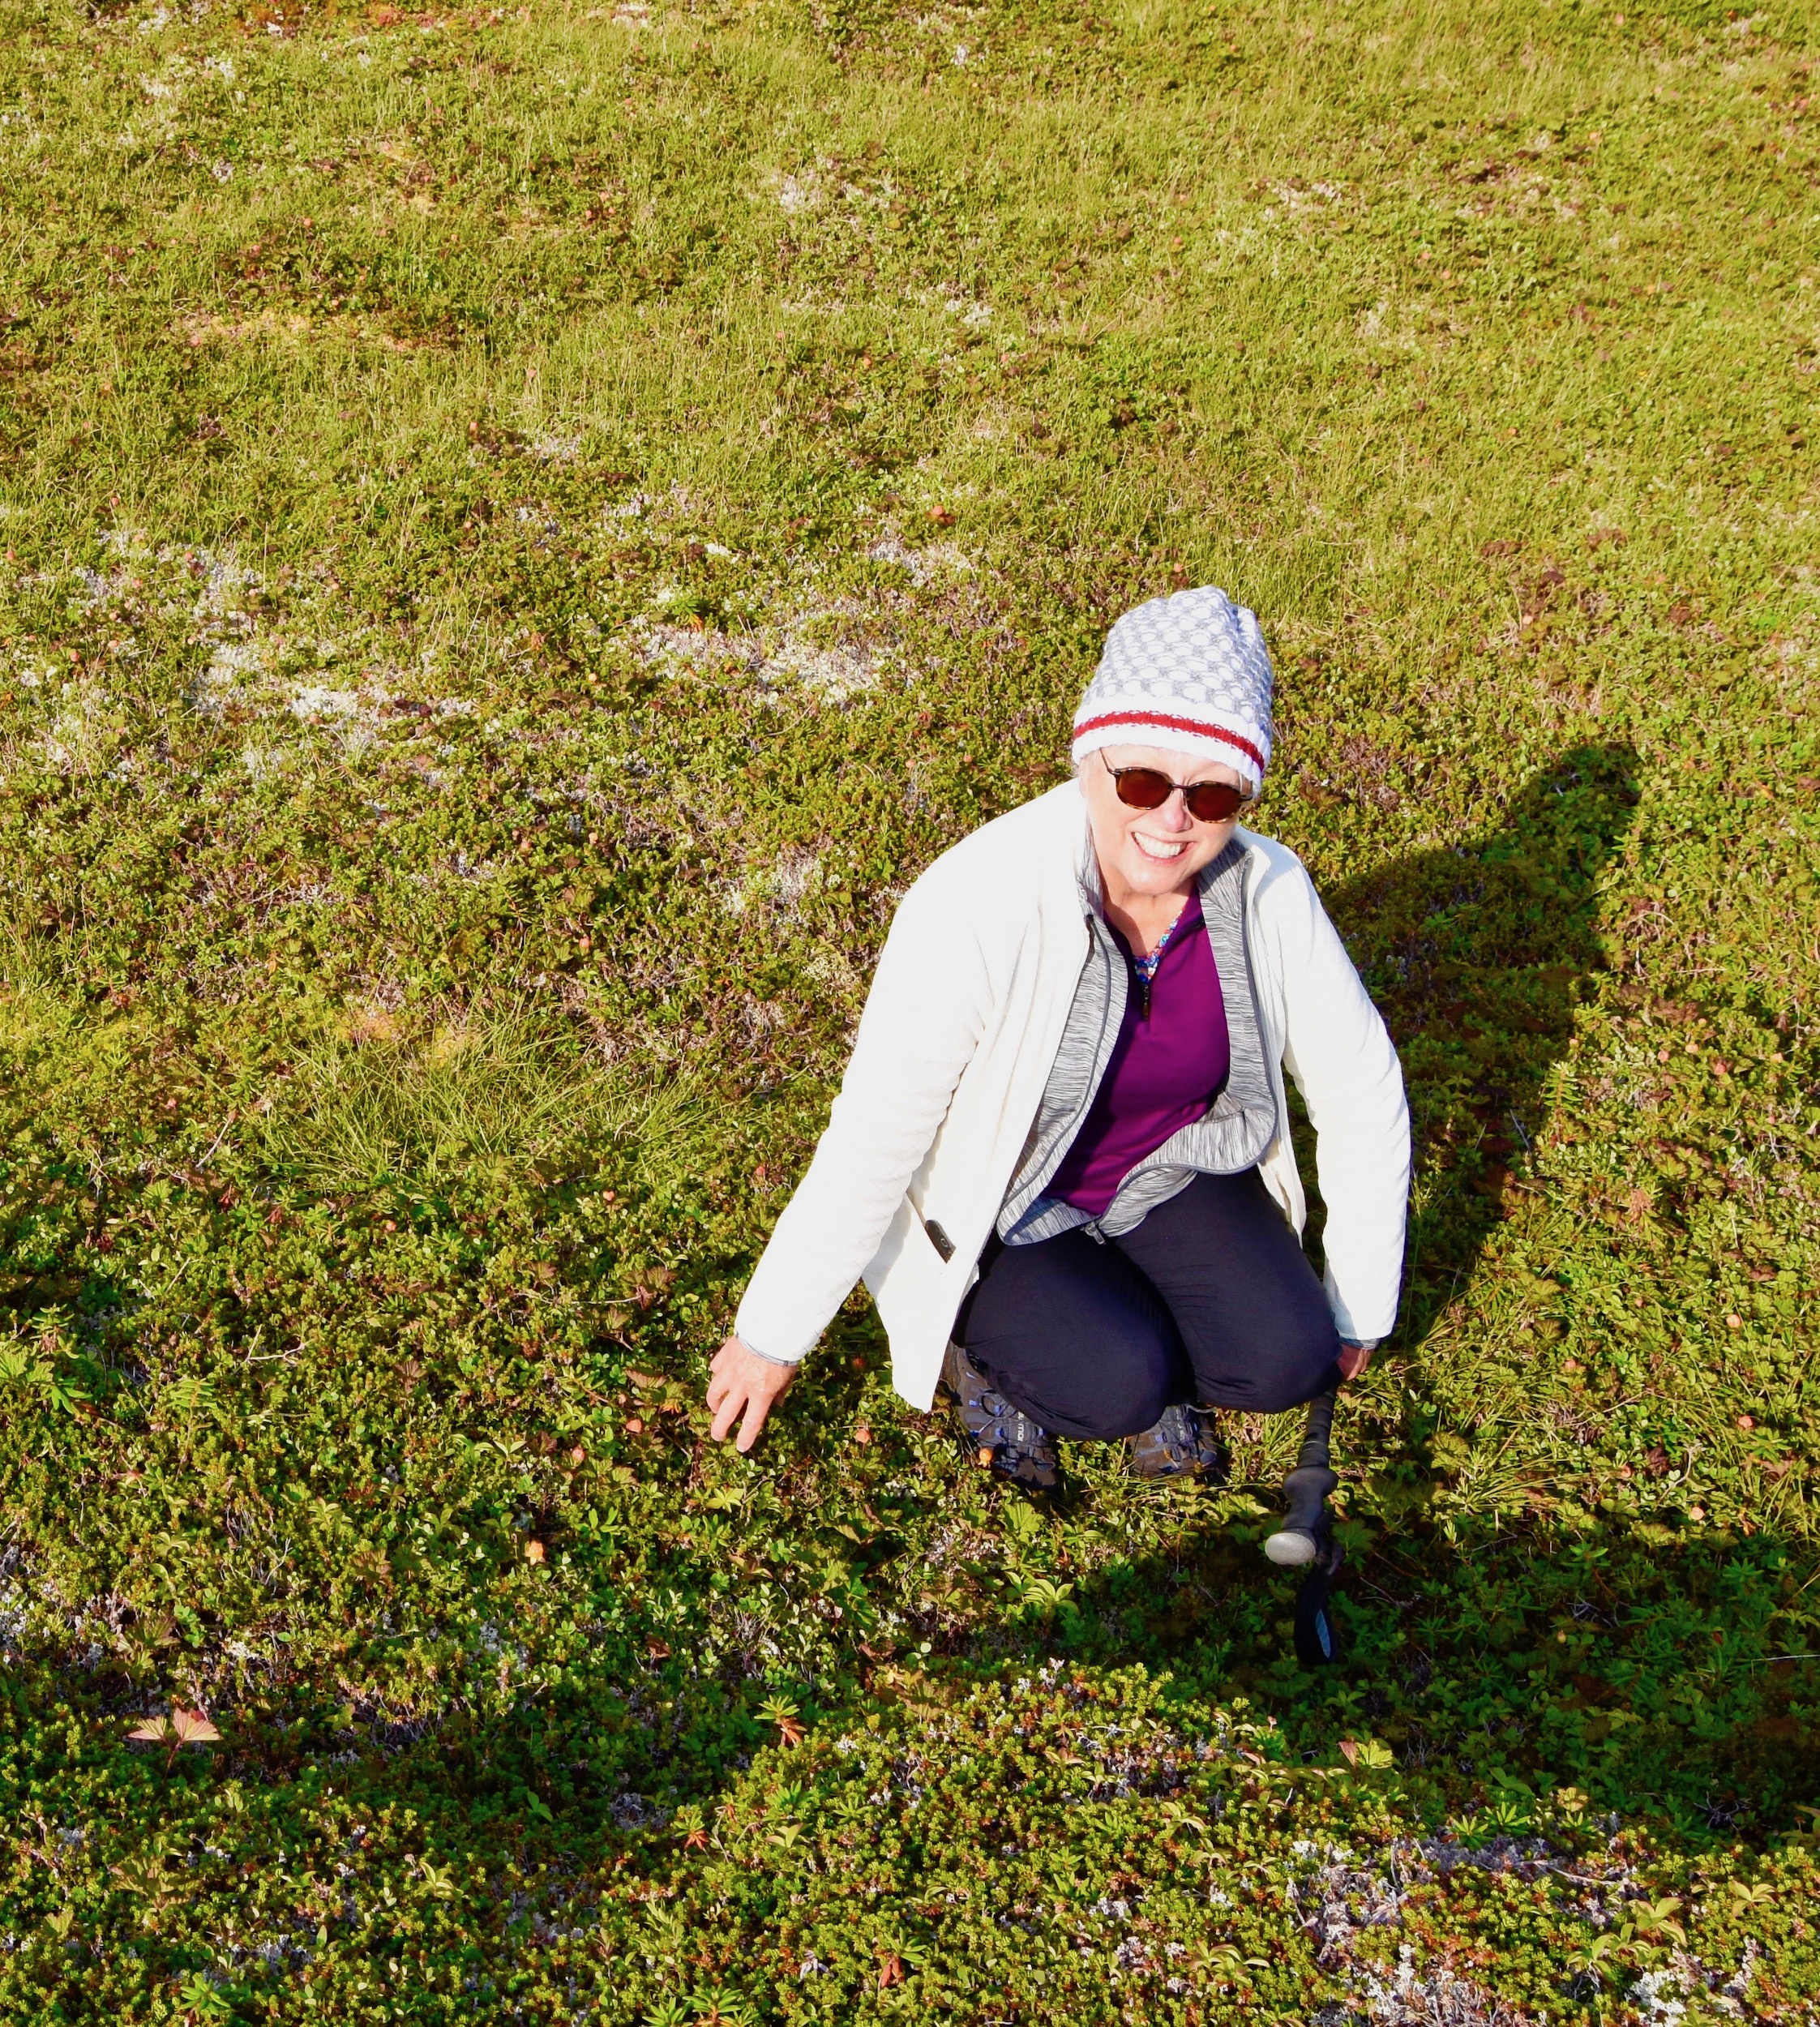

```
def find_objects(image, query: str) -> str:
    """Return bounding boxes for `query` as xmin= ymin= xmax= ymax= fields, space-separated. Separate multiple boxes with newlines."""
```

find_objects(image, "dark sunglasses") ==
xmin=1103 ymin=756 xmax=1257 ymax=824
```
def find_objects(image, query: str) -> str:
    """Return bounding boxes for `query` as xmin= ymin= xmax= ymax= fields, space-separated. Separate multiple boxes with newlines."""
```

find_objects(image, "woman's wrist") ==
xmin=1335 ymin=1338 xmax=1377 ymax=1381
xmin=740 ymin=1339 xmax=802 ymax=1369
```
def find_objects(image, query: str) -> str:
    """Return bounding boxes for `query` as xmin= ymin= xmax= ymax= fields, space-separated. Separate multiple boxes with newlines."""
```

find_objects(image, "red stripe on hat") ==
xmin=1072 ymin=710 xmax=1266 ymax=774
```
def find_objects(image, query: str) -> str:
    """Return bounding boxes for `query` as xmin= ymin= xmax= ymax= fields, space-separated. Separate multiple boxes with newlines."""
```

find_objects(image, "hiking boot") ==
xmin=940 ymin=1340 xmax=1060 ymax=1493
xmin=1128 ymin=1403 xmax=1227 ymax=1481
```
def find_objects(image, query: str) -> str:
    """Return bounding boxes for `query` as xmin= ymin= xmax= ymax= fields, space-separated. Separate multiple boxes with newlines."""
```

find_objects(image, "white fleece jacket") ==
xmin=735 ymin=782 xmax=1411 ymax=1412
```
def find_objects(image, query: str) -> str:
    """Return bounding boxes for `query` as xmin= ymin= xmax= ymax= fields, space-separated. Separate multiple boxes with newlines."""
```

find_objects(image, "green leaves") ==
xmin=1597 ymin=1893 xmax=1689 ymax=1955
xmin=411 ymin=1857 xmax=458 ymax=1897
xmin=1013 ymin=1574 xmax=1075 ymax=1618
xmin=755 ymin=1694 xmax=806 ymax=1747
xmin=159 ymin=1374 xmax=217 ymax=1426
xmin=0 ymin=1342 xmax=88 ymax=1418
xmin=171 ymin=1973 xmax=234 ymax=2022
xmin=1336 ymin=1735 xmax=1394 ymax=1772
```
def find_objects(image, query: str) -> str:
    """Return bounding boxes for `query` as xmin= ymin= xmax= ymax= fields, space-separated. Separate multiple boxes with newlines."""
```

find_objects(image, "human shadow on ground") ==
xmin=1310 ymin=740 xmax=1642 ymax=1336
xmin=901 ymin=1499 xmax=1820 ymax=1839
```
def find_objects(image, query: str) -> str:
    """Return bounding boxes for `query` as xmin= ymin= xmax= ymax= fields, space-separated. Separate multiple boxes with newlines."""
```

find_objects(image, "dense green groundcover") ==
xmin=2 ymin=0 xmax=1819 ymax=2016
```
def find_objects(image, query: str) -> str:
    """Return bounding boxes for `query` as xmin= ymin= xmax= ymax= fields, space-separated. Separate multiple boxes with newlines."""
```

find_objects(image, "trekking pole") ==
xmin=1262 ymin=1385 xmax=1345 ymax=1667
xmin=1264 ymin=1387 xmax=1338 ymax=1567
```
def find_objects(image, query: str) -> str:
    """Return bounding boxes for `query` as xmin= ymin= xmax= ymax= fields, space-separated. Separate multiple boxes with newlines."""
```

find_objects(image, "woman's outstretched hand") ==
xmin=706 ymin=1337 xmax=796 ymax=1452
xmin=1337 ymin=1341 xmax=1372 ymax=1382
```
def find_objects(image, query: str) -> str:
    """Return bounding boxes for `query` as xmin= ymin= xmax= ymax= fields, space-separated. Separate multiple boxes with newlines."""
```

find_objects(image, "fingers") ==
xmin=734 ymin=1393 xmax=770 ymax=1454
xmin=1336 ymin=1342 xmax=1372 ymax=1381
xmin=705 ymin=1341 xmax=794 ymax=1451
xmin=709 ymin=1391 xmax=741 ymax=1444
xmin=705 ymin=1339 xmax=743 ymax=1436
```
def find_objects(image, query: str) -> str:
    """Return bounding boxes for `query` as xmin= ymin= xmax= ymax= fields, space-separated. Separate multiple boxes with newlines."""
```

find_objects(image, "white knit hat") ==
xmin=1071 ymin=585 xmax=1275 ymax=790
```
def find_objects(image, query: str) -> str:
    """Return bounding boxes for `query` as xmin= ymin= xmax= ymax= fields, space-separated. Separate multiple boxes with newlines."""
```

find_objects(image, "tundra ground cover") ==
xmin=2 ymin=0 xmax=1819 ymax=2017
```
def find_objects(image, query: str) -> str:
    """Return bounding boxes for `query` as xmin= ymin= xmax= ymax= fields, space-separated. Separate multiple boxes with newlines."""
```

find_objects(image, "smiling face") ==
xmin=1078 ymin=744 xmax=1252 ymax=908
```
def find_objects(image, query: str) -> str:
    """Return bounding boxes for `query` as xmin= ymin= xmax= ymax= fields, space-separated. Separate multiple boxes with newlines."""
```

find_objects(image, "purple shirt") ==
xmin=1047 ymin=890 xmax=1231 ymax=1219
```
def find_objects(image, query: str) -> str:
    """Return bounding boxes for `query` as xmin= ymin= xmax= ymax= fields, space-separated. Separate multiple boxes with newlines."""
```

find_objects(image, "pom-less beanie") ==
xmin=1070 ymin=585 xmax=1275 ymax=790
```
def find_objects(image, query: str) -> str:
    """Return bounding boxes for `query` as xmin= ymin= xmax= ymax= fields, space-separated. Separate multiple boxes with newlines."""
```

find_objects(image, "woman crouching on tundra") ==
xmin=705 ymin=586 xmax=1411 ymax=1498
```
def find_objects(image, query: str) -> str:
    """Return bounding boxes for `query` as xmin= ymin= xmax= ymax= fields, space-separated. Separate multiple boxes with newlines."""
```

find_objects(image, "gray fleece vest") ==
xmin=996 ymin=836 xmax=1278 ymax=1245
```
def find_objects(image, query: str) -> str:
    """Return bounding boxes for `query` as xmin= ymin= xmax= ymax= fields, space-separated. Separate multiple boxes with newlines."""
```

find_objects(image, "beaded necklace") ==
xmin=1128 ymin=904 xmax=1188 ymax=1020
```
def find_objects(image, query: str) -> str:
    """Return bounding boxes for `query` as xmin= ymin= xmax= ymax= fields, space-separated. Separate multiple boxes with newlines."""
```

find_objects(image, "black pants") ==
xmin=956 ymin=1169 xmax=1343 ymax=1440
